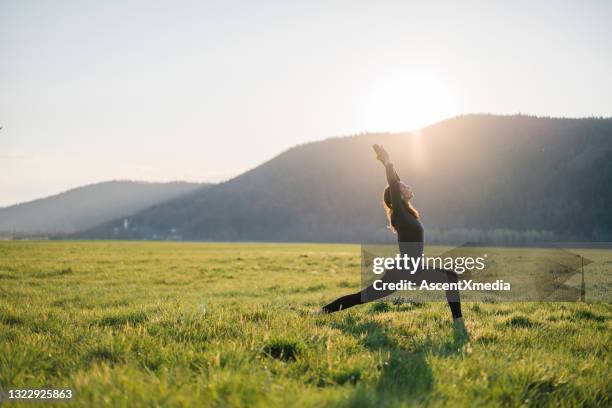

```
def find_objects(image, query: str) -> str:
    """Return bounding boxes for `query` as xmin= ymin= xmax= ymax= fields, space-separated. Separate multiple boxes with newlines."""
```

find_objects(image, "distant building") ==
xmin=169 ymin=227 xmax=181 ymax=240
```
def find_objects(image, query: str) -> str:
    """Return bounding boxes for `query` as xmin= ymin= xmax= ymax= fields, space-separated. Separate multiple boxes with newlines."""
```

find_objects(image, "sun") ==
xmin=362 ymin=72 xmax=459 ymax=132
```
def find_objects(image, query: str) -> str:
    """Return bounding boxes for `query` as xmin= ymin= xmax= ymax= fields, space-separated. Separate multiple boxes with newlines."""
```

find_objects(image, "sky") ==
xmin=1 ymin=0 xmax=611 ymax=207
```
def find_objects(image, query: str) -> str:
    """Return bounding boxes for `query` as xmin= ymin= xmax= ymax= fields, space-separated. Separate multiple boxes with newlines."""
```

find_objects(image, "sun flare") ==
xmin=363 ymin=72 xmax=459 ymax=132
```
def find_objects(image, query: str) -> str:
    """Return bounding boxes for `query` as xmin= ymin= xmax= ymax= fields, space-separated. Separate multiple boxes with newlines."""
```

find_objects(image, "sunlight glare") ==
xmin=363 ymin=72 xmax=458 ymax=132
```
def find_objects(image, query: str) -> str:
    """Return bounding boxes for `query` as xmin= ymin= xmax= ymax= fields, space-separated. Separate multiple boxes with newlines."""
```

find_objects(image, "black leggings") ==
xmin=323 ymin=268 xmax=463 ymax=318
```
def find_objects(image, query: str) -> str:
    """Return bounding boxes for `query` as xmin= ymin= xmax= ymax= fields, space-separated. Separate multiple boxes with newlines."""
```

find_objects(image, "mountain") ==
xmin=76 ymin=115 xmax=612 ymax=242
xmin=0 ymin=181 xmax=208 ymax=236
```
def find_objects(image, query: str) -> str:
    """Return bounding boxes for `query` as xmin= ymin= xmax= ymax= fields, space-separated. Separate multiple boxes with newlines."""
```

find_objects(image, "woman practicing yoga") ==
xmin=321 ymin=144 xmax=465 ymax=328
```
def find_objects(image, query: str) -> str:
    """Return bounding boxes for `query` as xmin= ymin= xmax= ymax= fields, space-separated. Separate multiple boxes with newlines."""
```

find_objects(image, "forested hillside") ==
xmin=76 ymin=115 xmax=612 ymax=242
xmin=0 ymin=181 xmax=207 ymax=235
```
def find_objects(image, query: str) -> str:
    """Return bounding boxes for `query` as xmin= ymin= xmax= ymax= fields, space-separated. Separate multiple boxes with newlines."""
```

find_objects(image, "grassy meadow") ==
xmin=0 ymin=241 xmax=610 ymax=407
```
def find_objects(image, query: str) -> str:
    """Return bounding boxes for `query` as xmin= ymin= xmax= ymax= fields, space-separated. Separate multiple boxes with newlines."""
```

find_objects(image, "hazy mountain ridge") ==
xmin=0 ymin=181 xmax=208 ymax=235
xmin=75 ymin=114 xmax=612 ymax=242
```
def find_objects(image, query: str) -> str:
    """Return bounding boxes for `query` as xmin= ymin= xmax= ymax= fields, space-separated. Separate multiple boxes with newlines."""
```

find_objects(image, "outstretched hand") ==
xmin=373 ymin=144 xmax=390 ymax=165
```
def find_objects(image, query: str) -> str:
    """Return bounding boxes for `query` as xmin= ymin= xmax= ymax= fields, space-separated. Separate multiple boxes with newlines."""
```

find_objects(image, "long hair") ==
xmin=383 ymin=185 xmax=419 ymax=232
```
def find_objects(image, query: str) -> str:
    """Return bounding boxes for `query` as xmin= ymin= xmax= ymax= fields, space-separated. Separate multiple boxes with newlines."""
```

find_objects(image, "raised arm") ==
xmin=373 ymin=144 xmax=412 ymax=220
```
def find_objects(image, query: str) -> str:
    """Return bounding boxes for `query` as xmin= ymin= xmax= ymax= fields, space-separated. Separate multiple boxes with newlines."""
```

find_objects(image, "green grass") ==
xmin=0 ymin=241 xmax=610 ymax=407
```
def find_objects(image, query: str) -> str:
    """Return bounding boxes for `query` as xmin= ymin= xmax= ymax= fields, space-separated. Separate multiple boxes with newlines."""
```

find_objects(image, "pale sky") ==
xmin=1 ymin=0 xmax=611 ymax=207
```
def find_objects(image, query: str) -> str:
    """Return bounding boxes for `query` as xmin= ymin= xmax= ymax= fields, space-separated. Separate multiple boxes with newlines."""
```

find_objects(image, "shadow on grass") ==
xmin=328 ymin=312 xmax=469 ymax=405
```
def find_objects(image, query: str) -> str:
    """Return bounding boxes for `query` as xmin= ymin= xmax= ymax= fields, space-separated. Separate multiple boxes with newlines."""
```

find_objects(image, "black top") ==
xmin=385 ymin=163 xmax=424 ymax=244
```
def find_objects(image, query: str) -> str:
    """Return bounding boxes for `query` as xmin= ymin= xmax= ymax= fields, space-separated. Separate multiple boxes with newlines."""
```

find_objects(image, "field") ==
xmin=0 ymin=241 xmax=610 ymax=407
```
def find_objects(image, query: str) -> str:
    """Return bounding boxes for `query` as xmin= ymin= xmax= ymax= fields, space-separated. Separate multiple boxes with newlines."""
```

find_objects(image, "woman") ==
xmin=321 ymin=144 xmax=465 ymax=328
